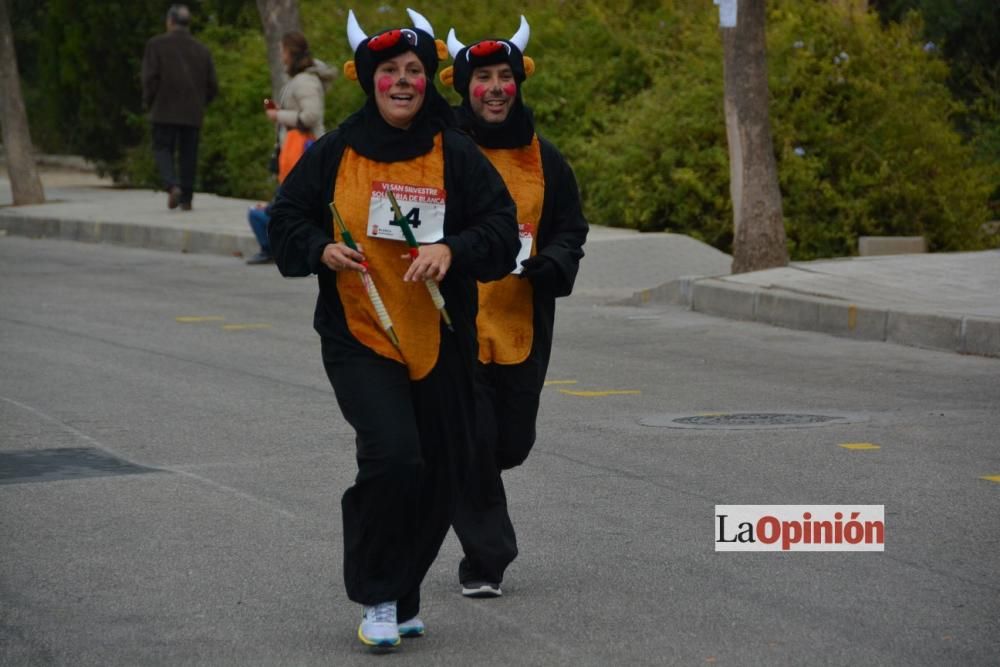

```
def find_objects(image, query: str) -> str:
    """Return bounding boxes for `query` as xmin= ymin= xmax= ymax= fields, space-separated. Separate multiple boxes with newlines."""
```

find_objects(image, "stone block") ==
xmin=858 ymin=236 xmax=926 ymax=256
xmin=691 ymin=279 xmax=757 ymax=320
xmin=961 ymin=317 xmax=1000 ymax=358
xmin=816 ymin=301 xmax=887 ymax=341
xmin=754 ymin=291 xmax=821 ymax=331
xmin=886 ymin=310 xmax=961 ymax=352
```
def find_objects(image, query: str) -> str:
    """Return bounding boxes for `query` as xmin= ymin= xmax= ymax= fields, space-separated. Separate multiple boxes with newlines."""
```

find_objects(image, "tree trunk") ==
xmin=722 ymin=0 xmax=787 ymax=273
xmin=256 ymin=0 xmax=301 ymax=101
xmin=0 ymin=0 xmax=44 ymax=205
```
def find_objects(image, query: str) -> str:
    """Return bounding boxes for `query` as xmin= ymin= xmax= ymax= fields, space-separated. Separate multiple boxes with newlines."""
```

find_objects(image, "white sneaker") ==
xmin=358 ymin=601 xmax=400 ymax=649
xmin=398 ymin=616 xmax=425 ymax=638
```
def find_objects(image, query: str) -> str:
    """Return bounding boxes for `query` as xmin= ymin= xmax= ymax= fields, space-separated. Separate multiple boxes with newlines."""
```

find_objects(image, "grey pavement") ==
xmin=3 ymin=175 xmax=1000 ymax=665
xmin=3 ymin=237 xmax=998 ymax=666
xmin=1 ymin=167 xmax=998 ymax=358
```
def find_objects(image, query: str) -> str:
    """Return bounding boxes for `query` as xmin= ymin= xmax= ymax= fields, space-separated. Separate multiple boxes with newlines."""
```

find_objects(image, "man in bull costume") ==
xmin=268 ymin=8 xmax=518 ymax=650
xmin=440 ymin=16 xmax=588 ymax=598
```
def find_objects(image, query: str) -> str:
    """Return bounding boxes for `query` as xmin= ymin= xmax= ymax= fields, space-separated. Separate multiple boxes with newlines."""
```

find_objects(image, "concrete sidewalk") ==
xmin=2 ymin=171 xmax=998 ymax=358
xmin=629 ymin=252 xmax=1000 ymax=358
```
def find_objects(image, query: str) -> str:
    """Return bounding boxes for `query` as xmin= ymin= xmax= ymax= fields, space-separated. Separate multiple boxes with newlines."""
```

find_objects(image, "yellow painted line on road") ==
xmin=559 ymin=389 xmax=641 ymax=397
xmin=847 ymin=304 xmax=857 ymax=331
xmin=544 ymin=380 xmax=578 ymax=386
xmin=981 ymin=475 xmax=1000 ymax=483
xmin=839 ymin=442 xmax=880 ymax=450
xmin=222 ymin=323 xmax=272 ymax=331
xmin=176 ymin=316 xmax=225 ymax=323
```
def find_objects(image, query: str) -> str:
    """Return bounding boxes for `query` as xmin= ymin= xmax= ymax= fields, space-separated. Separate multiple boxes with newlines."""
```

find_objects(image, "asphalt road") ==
xmin=1 ymin=237 xmax=998 ymax=666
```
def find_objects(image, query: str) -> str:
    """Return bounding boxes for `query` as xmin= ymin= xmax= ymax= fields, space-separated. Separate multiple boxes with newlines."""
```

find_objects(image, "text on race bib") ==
xmin=367 ymin=181 xmax=447 ymax=243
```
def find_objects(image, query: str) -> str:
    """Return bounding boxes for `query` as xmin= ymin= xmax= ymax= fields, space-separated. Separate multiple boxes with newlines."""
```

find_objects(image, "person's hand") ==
xmin=266 ymin=108 xmax=278 ymax=122
xmin=321 ymin=242 xmax=366 ymax=272
xmin=402 ymin=243 xmax=451 ymax=282
xmin=519 ymin=254 xmax=558 ymax=287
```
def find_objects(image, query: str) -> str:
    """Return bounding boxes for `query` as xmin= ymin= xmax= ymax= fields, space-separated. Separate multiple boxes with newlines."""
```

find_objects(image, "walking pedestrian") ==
xmin=247 ymin=31 xmax=336 ymax=265
xmin=141 ymin=4 xmax=218 ymax=211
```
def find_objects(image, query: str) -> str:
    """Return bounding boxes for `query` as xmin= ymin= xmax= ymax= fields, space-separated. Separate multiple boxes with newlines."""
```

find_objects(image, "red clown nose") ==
xmin=368 ymin=30 xmax=402 ymax=51
xmin=469 ymin=40 xmax=506 ymax=57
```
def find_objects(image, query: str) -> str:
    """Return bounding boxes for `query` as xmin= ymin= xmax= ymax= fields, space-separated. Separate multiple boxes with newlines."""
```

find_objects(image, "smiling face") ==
xmin=373 ymin=51 xmax=427 ymax=130
xmin=468 ymin=63 xmax=516 ymax=124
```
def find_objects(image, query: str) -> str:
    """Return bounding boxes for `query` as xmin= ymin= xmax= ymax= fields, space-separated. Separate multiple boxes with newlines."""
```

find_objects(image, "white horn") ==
xmin=509 ymin=15 xmax=530 ymax=53
xmin=347 ymin=10 xmax=367 ymax=52
xmin=446 ymin=28 xmax=465 ymax=59
xmin=406 ymin=8 xmax=435 ymax=37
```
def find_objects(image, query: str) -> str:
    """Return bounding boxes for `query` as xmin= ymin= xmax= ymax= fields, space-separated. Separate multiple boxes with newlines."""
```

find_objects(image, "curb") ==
xmin=0 ymin=153 xmax=97 ymax=171
xmin=630 ymin=276 xmax=1000 ymax=359
xmin=0 ymin=213 xmax=258 ymax=259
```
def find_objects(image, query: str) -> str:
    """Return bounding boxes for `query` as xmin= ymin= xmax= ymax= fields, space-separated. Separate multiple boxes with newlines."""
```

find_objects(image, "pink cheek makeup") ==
xmin=502 ymin=83 xmax=516 ymax=97
xmin=377 ymin=75 xmax=394 ymax=93
xmin=472 ymin=84 xmax=488 ymax=99
xmin=412 ymin=76 xmax=426 ymax=94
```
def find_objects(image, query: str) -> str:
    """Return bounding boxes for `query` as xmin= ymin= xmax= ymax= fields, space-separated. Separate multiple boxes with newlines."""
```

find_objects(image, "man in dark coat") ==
xmin=142 ymin=4 xmax=217 ymax=211
xmin=440 ymin=16 xmax=588 ymax=597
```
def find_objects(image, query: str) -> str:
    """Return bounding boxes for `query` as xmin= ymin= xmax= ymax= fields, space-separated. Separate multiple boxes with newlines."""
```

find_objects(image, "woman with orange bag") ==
xmin=247 ymin=31 xmax=336 ymax=265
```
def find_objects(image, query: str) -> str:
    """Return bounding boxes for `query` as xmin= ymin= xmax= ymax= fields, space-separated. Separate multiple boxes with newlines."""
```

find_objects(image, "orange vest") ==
xmin=333 ymin=135 xmax=446 ymax=380
xmin=476 ymin=136 xmax=545 ymax=365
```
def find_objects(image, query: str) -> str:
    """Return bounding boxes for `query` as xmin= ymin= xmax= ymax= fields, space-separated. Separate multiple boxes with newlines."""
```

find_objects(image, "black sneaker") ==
xmin=461 ymin=581 xmax=502 ymax=598
xmin=246 ymin=251 xmax=274 ymax=265
xmin=459 ymin=557 xmax=502 ymax=598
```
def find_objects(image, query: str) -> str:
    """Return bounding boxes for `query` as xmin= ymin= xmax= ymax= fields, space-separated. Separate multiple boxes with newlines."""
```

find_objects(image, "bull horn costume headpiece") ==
xmin=439 ymin=15 xmax=535 ymax=89
xmin=343 ymin=8 xmax=449 ymax=95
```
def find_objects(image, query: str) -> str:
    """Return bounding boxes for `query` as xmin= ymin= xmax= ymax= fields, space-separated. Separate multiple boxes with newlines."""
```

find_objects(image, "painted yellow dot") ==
xmin=222 ymin=323 xmax=272 ymax=331
xmin=839 ymin=443 xmax=880 ymax=450
xmin=544 ymin=380 xmax=578 ymax=386
xmin=559 ymin=389 xmax=641 ymax=397
xmin=981 ymin=475 xmax=1000 ymax=483
xmin=176 ymin=316 xmax=225 ymax=323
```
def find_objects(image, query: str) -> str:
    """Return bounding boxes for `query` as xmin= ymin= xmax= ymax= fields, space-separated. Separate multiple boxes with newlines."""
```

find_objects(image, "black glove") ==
xmin=519 ymin=254 xmax=559 ymax=292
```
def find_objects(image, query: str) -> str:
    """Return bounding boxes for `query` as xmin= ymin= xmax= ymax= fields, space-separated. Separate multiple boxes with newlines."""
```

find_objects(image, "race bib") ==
xmin=367 ymin=181 xmax=447 ymax=243
xmin=512 ymin=223 xmax=534 ymax=274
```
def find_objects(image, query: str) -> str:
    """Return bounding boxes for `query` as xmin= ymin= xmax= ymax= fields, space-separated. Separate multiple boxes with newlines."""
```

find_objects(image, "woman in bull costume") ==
xmin=268 ymin=7 xmax=518 ymax=650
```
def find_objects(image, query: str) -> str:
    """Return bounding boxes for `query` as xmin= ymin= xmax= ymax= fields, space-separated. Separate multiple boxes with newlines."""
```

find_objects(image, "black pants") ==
xmin=322 ymin=336 xmax=474 ymax=622
xmin=152 ymin=123 xmax=199 ymax=204
xmin=452 ymin=358 xmax=544 ymax=584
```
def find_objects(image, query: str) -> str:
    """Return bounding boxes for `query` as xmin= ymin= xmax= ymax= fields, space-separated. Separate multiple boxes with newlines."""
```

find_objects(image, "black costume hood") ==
xmin=440 ymin=16 xmax=536 ymax=149
xmin=342 ymin=8 xmax=455 ymax=161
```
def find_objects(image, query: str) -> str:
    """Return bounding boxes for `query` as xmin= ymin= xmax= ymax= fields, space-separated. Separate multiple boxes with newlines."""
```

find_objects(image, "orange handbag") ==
xmin=278 ymin=129 xmax=316 ymax=183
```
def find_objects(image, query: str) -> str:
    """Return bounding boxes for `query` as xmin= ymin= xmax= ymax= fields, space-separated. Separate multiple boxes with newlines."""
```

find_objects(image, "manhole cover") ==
xmin=0 ymin=447 xmax=159 ymax=485
xmin=639 ymin=412 xmax=866 ymax=430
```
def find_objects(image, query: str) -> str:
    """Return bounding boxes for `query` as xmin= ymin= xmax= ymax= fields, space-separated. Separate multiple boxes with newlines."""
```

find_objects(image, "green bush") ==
xmin=767 ymin=4 xmax=997 ymax=257
xmin=15 ymin=0 xmax=998 ymax=257
xmin=567 ymin=0 xmax=997 ymax=258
